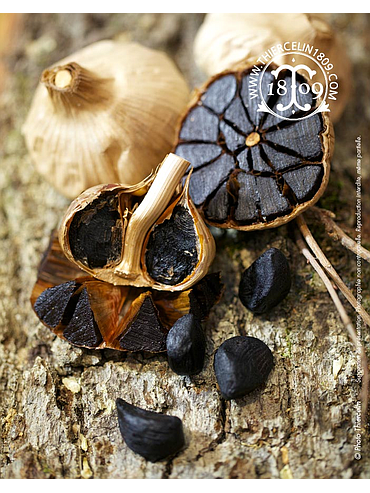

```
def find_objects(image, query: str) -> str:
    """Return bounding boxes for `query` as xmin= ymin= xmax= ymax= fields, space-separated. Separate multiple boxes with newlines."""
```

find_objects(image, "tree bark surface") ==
xmin=0 ymin=13 xmax=369 ymax=479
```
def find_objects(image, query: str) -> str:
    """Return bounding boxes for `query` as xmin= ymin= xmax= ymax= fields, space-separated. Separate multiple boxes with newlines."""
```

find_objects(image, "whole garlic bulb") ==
xmin=194 ymin=13 xmax=351 ymax=123
xmin=23 ymin=40 xmax=190 ymax=199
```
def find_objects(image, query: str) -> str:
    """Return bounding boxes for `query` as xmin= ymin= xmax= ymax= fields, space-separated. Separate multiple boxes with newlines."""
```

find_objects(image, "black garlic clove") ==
xmin=118 ymin=293 xmax=167 ymax=352
xmin=116 ymin=398 xmax=185 ymax=462
xmin=33 ymin=280 xmax=78 ymax=329
xmin=68 ymin=191 xmax=123 ymax=269
xmin=239 ymin=247 xmax=291 ymax=314
xmin=214 ymin=336 xmax=273 ymax=400
xmin=166 ymin=313 xmax=206 ymax=376
xmin=189 ymin=271 xmax=224 ymax=320
xmin=145 ymin=204 xmax=199 ymax=286
xmin=63 ymin=287 xmax=103 ymax=347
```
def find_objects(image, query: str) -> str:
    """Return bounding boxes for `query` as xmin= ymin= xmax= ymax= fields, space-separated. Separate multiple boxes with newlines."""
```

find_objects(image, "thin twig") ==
xmin=310 ymin=206 xmax=370 ymax=263
xmin=295 ymin=227 xmax=369 ymax=424
xmin=296 ymin=214 xmax=370 ymax=328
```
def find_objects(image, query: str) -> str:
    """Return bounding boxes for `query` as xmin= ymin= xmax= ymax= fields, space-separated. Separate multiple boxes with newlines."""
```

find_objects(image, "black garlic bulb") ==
xmin=174 ymin=64 xmax=333 ymax=231
xmin=166 ymin=313 xmax=206 ymax=375
xmin=116 ymin=398 xmax=185 ymax=462
xmin=214 ymin=336 xmax=273 ymax=400
xmin=239 ymin=247 xmax=291 ymax=314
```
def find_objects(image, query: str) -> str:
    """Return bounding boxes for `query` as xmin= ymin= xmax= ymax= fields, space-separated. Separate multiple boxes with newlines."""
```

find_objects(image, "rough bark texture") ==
xmin=0 ymin=13 xmax=369 ymax=479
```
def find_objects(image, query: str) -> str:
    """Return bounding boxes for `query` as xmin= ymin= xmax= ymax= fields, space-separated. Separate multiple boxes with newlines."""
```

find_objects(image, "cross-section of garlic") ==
xmin=193 ymin=13 xmax=351 ymax=123
xmin=58 ymin=153 xmax=216 ymax=292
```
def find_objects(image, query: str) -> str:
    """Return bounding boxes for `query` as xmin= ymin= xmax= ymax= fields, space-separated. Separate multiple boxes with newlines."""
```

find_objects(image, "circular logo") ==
xmin=257 ymin=48 xmax=335 ymax=122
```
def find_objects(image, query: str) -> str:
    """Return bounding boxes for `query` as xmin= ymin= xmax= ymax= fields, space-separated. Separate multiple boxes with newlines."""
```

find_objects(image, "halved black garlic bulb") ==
xmin=214 ymin=336 xmax=274 ymax=400
xmin=166 ymin=313 xmax=206 ymax=375
xmin=174 ymin=64 xmax=333 ymax=230
xmin=59 ymin=153 xmax=215 ymax=292
xmin=116 ymin=398 xmax=185 ymax=462
xmin=239 ymin=247 xmax=291 ymax=314
xmin=31 ymin=232 xmax=223 ymax=351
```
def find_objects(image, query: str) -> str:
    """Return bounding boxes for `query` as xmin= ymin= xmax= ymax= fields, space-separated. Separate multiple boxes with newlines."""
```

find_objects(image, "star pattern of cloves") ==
xmin=175 ymin=66 xmax=331 ymax=230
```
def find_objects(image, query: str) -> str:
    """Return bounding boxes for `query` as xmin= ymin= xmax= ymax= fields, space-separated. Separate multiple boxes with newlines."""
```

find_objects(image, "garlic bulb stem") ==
xmin=41 ymin=62 xmax=111 ymax=112
xmin=54 ymin=69 xmax=73 ymax=88
xmin=114 ymin=153 xmax=190 ymax=280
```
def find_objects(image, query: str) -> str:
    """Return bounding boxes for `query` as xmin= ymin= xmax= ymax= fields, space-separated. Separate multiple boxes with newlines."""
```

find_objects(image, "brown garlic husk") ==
xmin=22 ymin=40 xmax=190 ymax=199
xmin=59 ymin=153 xmax=216 ymax=292
xmin=193 ymin=13 xmax=351 ymax=123
xmin=30 ymin=232 xmax=223 ymax=351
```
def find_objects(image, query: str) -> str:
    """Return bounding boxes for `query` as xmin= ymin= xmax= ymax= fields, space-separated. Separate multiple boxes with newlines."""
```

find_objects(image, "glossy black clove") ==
xmin=214 ymin=335 xmax=273 ymax=400
xmin=116 ymin=398 xmax=185 ymax=462
xmin=166 ymin=313 xmax=206 ymax=375
xmin=145 ymin=205 xmax=199 ymax=286
xmin=239 ymin=247 xmax=291 ymax=314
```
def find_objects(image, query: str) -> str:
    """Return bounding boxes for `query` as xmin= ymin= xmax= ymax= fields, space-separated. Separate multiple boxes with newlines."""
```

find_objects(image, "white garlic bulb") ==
xmin=23 ymin=40 xmax=190 ymax=199
xmin=194 ymin=13 xmax=351 ymax=123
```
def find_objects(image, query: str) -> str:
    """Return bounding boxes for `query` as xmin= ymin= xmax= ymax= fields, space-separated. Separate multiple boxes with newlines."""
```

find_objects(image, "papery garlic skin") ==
xmin=23 ymin=40 xmax=190 ymax=199
xmin=194 ymin=13 xmax=351 ymax=123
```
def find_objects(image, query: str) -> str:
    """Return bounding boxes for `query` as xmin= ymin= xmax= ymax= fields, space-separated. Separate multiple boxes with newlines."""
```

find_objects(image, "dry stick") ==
xmin=296 ymin=214 xmax=370 ymax=328
xmin=310 ymin=206 xmax=370 ymax=263
xmin=295 ymin=228 xmax=369 ymax=423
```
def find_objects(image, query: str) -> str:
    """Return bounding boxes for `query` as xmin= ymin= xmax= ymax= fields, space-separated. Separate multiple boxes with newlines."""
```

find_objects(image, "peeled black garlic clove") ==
xmin=188 ymin=271 xmax=224 ymax=321
xmin=239 ymin=248 xmax=291 ymax=314
xmin=214 ymin=336 xmax=274 ymax=400
xmin=116 ymin=398 xmax=185 ymax=462
xmin=166 ymin=313 xmax=206 ymax=375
